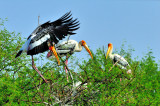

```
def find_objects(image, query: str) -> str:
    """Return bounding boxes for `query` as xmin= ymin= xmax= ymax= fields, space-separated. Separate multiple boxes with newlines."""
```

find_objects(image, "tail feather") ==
xmin=15 ymin=50 xmax=23 ymax=58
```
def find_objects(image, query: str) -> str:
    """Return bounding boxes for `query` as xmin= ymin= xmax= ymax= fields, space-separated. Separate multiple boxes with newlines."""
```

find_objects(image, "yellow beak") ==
xmin=83 ymin=44 xmax=93 ymax=59
xmin=106 ymin=46 xmax=111 ymax=59
xmin=51 ymin=45 xmax=60 ymax=65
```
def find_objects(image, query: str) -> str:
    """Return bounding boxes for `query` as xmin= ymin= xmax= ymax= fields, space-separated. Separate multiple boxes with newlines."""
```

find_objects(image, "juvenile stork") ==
xmin=47 ymin=40 xmax=93 ymax=81
xmin=15 ymin=12 xmax=80 ymax=83
xmin=106 ymin=43 xmax=131 ymax=74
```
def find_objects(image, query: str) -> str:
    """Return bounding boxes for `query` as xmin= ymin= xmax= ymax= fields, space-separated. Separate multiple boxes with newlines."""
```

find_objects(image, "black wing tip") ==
xmin=59 ymin=11 xmax=80 ymax=30
xmin=51 ymin=11 xmax=80 ymax=41
xmin=60 ymin=11 xmax=72 ymax=20
xmin=15 ymin=50 xmax=23 ymax=58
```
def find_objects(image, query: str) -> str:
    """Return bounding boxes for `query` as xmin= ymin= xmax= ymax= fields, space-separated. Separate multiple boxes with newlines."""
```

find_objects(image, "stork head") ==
xmin=106 ymin=43 xmax=113 ymax=59
xmin=79 ymin=40 xmax=93 ymax=59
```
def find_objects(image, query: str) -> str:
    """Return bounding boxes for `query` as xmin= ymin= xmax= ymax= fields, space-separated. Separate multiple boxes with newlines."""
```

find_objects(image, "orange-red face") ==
xmin=80 ymin=40 xmax=86 ymax=46
xmin=108 ymin=43 xmax=113 ymax=48
xmin=80 ymin=40 xmax=93 ymax=59
xmin=106 ymin=43 xmax=113 ymax=59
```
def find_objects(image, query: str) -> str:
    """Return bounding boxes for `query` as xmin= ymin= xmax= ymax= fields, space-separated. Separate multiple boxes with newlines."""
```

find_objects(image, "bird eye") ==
xmin=108 ymin=43 xmax=112 ymax=47
xmin=81 ymin=40 xmax=85 ymax=45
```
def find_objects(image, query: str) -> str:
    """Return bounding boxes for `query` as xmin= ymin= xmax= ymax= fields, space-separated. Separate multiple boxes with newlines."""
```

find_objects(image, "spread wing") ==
xmin=27 ymin=12 xmax=80 ymax=55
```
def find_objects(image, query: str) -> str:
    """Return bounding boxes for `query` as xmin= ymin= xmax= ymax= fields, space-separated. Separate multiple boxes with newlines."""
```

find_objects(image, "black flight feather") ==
xmin=26 ymin=11 xmax=80 ymax=55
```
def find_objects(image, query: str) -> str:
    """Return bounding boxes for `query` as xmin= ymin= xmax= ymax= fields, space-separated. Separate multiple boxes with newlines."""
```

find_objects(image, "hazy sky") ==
xmin=1 ymin=0 xmax=160 ymax=63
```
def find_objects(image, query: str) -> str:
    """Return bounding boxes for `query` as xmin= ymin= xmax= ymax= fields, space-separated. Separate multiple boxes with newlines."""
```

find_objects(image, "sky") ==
xmin=1 ymin=0 xmax=160 ymax=64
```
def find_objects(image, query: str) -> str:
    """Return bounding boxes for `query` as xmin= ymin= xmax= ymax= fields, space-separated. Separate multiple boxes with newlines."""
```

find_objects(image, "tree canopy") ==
xmin=0 ymin=19 xmax=159 ymax=105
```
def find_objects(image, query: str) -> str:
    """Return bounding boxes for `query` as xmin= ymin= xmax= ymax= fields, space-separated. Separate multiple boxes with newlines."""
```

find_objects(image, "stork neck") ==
xmin=108 ymin=47 xmax=114 ymax=59
xmin=75 ymin=42 xmax=82 ymax=52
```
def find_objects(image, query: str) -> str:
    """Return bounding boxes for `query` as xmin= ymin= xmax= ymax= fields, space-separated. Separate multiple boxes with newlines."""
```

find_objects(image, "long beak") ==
xmin=51 ymin=45 xmax=60 ymax=65
xmin=106 ymin=46 xmax=111 ymax=59
xmin=83 ymin=44 xmax=93 ymax=59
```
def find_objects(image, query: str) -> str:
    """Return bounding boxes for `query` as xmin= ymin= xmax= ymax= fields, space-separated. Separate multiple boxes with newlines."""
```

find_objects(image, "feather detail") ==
xmin=16 ymin=11 xmax=80 ymax=57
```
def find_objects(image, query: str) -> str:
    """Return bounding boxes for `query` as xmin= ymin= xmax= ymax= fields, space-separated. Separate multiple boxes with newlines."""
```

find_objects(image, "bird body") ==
xmin=47 ymin=40 xmax=82 ymax=59
xmin=110 ymin=54 xmax=129 ymax=69
xmin=47 ymin=39 xmax=93 ymax=82
xmin=15 ymin=12 xmax=80 ymax=83
xmin=106 ymin=43 xmax=131 ymax=73
xmin=47 ymin=39 xmax=93 ymax=59
xmin=16 ymin=12 xmax=80 ymax=58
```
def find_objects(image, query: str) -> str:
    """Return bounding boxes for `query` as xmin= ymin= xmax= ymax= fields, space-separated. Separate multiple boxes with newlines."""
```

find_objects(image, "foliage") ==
xmin=0 ymin=20 xmax=160 ymax=105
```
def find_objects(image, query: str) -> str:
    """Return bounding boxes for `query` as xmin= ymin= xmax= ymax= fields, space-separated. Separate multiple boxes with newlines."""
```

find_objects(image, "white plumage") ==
xmin=15 ymin=11 xmax=80 ymax=58
xmin=47 ymin=39 xmax=93 ymax=82
xmin=29 ymin=34 xmax=50 ymax=50
xmin=47 ymin=40 xmax=93 ymax=59
xmin=15 ymin=12 xmax=80 ymax=83
xmin=106 ymin=43 xmax=131 ymax=74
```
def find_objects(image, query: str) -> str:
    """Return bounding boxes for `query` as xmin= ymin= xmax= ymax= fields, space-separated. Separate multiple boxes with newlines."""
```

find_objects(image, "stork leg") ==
xmin=65 ymin=56 xmax=69 ymax=82
xmin=60 ymin=56 xmax=74 ymax=85
xmin=32 ymin=56 xmax=47 ymax=83
xmin=120 ymin=78 xmax=122 ymax=82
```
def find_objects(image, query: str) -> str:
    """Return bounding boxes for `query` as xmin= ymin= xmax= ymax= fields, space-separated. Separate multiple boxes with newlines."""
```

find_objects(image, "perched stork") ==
xmin=47 ymin=40 xmax=93 ymax=81
xmin=15 ymin=12 xmax=80 ymax=83
xmin=106 ymin=43 xmax=131 ymax=74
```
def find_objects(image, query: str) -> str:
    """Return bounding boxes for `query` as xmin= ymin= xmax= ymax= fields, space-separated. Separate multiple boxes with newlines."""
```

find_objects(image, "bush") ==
xmin=0 ymin=19 xmax=159 ymax=105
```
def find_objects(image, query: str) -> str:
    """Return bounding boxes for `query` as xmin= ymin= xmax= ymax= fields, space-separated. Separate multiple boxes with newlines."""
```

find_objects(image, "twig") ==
xmin=58 ymin=56 xmax=74 ymax=85
xmin=108 ymin=57 xmax=122 ymax=72
xmin=77 ymin=64 xmax=88 ymax=78
xmin=67 ymin=34 xmax=71 ymax=43
xmin=110 ymin=62 xmax=139 ymax=105
xmin=22 ymin=100 xmax=52 ymax=106
xmin=77 ymin=61 xmax=92 ymax=80
xmin=31 ymin=101 xmax=51 ymax=106
xmin=51 ymin=94 xmax=62 ymax=104
xmin=110 ymin=76 xmax=136 ymax=105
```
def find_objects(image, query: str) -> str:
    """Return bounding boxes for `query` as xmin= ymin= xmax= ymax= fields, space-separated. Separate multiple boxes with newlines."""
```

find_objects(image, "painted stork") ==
xmin=106 ymin=43 xmax=131 ymax=74
xmin=15 ymin=12 xmax=80 ymax=83
xmin=47 ymin=40 xmax=93 ymax=81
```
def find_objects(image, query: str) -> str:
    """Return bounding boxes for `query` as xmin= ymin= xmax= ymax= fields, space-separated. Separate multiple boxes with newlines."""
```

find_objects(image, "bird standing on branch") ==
xmin=15 ymin=12 xmax=80 ymax=83
xmin=106 ymin=43 xmax=132 ymax=74
xmin=47 ymin=39 xmax=93 ymax=81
